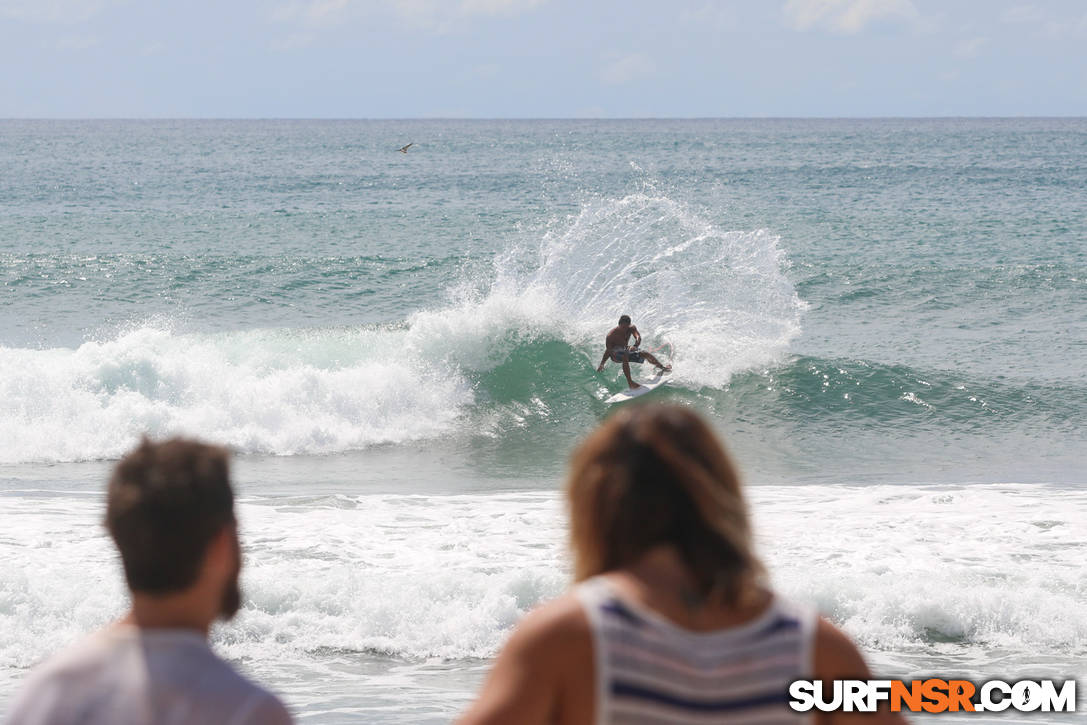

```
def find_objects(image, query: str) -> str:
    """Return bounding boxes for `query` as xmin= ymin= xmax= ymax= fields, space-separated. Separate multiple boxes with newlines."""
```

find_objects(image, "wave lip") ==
xmin=516 ymin=193 xmax=807 ymax=389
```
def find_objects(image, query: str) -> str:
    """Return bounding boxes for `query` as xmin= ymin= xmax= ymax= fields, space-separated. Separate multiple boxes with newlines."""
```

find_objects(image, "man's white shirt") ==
xmin=6 ymin=624 xmax=291 ymax=725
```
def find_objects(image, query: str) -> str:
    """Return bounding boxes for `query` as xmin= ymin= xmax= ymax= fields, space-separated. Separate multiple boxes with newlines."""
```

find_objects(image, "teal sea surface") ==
xmin=1 ymin=119 xmax=1085 ymax=722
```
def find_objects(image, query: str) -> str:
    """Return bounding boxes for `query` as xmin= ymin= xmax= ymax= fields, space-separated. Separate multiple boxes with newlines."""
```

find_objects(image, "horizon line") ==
xmin=2 ymin=115 xmax=1086 ymax=122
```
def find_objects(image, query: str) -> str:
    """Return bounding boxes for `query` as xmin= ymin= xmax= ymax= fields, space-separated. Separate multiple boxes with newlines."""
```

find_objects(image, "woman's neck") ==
xmin=608 ymin=545 xmax=769 ymax=630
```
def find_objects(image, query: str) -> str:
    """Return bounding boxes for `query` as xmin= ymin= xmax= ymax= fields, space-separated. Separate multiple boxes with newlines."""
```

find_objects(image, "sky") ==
xmin=1 ymin=0 xmax=1085 ymax=118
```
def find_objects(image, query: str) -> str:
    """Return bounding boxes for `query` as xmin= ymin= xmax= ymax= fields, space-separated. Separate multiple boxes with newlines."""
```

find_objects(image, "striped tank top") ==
xmin=575 ymin=576 xmax=815 ymax=725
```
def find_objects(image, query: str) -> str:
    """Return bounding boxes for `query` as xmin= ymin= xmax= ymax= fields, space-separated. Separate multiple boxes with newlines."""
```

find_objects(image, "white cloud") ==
xmin=1076 ymin=12 xmax=1087 ymax=34
xmin=953 ymin=36 xmax=987 ymax=58
xmin=999 ymin=4 xmax=1043 ymax=25
xmin=386 ymin=0 xmax=461 ymax=32
xmin=1041 ymin=11 xmax=1087 ymax=38
xmin=783 ymin=0 xmax=918 ymax=34
xmin=997 ymin=5 xmax=1087 ymax=38
xmin=0 ymin=0 xmax=113 ymax=24
xmin=393 ymin=0 xmax=545 ymax=30
xmin=458 ymin=0 xmax=545 ymax=16
xmin=271 ymin=0 xmax=349 ymax=26
xmin=271 ymin=0 xmax=545 ymax=33
xmin=678 ymin=2 xmax=738 ymax=31
xmin=599 ymin=53 xmax=656 ymax=85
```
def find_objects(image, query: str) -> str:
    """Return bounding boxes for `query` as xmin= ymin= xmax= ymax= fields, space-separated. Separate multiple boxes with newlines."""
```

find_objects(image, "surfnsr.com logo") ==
xmin=789 ymin=679 xmax=1077 ymax=713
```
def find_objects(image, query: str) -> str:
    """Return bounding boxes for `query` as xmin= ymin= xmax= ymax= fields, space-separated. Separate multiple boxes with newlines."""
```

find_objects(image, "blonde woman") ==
xmin=460 ymin=405 xmax=903 ymax=725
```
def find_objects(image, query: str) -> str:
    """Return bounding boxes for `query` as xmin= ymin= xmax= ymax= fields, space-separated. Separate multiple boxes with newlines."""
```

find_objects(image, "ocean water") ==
xmin=1 ymin=119 xmax=1085 ymax=722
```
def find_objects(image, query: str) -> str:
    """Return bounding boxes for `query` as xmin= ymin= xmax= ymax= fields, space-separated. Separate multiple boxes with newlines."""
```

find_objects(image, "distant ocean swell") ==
xmin=2 ymin=253 xmax=470 ymax=307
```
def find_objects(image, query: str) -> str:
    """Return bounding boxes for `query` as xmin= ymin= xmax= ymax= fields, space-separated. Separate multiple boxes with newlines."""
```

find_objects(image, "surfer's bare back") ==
xmin=596 ymin=314 xmax=670 ymax=389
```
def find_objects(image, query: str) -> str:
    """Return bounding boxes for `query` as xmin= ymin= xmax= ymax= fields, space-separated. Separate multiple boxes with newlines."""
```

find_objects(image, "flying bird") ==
xmin=398 ymin=142 xmax=414 ymax=153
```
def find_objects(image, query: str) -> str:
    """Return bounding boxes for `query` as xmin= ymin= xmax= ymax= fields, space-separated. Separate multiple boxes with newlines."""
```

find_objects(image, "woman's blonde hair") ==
xmin=566 ymin=404 xmax=763 ymax=604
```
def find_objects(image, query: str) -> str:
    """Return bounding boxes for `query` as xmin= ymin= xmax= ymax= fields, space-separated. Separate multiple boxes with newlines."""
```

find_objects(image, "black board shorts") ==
xmin=611 ymin=349 xmax=645 ymax=364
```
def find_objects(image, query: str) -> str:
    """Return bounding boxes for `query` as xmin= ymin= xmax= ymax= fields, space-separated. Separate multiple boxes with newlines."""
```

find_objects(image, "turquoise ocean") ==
xmin=1 ymin=119 xmax=1085 ymax=722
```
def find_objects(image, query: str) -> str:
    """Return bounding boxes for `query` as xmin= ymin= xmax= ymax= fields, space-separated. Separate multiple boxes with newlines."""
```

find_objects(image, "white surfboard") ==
xmin=604 ymin=374 xmax=671 ymax=404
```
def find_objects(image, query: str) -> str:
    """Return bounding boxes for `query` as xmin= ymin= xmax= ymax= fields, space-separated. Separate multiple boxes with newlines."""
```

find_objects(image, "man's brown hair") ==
xmin=106 ymin=437 xmax=235 ymax=594
xmin=566 ymin=405 xmax=763 ymax=604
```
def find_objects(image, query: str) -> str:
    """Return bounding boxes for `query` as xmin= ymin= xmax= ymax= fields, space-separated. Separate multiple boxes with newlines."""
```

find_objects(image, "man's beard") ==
xmin=219 ymin=535 xmax=242 ymax=620
xmin=219 ymin=569 xmax=241 ymax=620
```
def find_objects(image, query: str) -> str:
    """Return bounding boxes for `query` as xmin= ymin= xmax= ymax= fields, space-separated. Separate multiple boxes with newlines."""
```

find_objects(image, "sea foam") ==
xmin=2 ymin=484 xmax=1083 ymax=694
xmin=0 ymin=325 xmax=472 ymax=464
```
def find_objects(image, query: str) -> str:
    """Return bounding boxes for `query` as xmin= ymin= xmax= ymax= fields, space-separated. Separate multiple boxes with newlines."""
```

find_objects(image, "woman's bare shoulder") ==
xmin=813 ymin=616 xmax=871 ymax=679
xmin=456 ymin=592 xmax=593 ymax=725
xmin=511 ymin=592 xmax=592 ymax=651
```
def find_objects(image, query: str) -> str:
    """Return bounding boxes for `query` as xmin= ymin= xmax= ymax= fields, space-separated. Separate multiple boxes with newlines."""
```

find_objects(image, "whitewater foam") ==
xmin=2 ymin=484 xmax=1083 ymax=703
xmin=759 ymin=484 xmax=1087 ymax=675
xmin=0 ymin=325 xmax=472 ymax=464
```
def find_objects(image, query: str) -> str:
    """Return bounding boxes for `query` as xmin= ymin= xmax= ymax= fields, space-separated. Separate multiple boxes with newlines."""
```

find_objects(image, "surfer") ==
xmin=596 ymin=315 xmax=670 ymax=390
